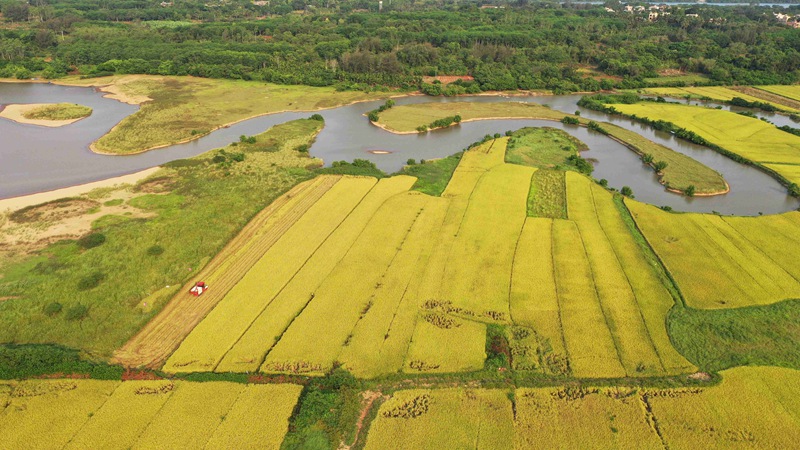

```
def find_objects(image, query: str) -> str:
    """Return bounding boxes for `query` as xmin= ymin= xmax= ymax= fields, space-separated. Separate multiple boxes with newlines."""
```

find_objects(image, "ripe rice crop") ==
xmin=404 ymin=314 xmax=486 ymax=373
xmin=66 ymin=380 xmax=177 ymax=449
xmin=262 ymin=192 xmax=429 ymax=375
xmin=627 ymin=200 xmax=800 ymax=309
xmin=216 ymin=176 xmax=417 ymax=373
xmin=515 ymin=386 xmax=662 ymax=449
xmin=648 ymin=367 xmax=800 ymax=448
xmin=365 ymin=389 xmax=513 ymax=450
xmin=441 ymin=163 xmax=534 ymax=319
xmin=134 ymin=381 xmax=245 ymax=449
xmin=205 ymin=384 xmax=303 ymax=450
xmin=551 ymin=219 xmax=625 ymax=378
xmin=339 ymin=197 xmax=450 ymax=378
xmin=163 ymin=176 xmax=377 ymax=373
xmin=509 ymin=218 xmax=566 ymax=369
xmin=0 ymin=380 xmax=119 ymax=450
xmin=566 ymin=173 xmax=664 ymax=376
xmin=613 ymin=103 xmax=800 ymax=185
xmin=113 ymin=175 xmax=339 ymax=368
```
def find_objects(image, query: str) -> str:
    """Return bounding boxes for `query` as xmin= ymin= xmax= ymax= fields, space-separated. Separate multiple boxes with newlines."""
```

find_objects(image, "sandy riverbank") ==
xmin=0 ymin=167 xmax=160 ymax=212
xmin=0 ymin=103 xmax=88 ymax=127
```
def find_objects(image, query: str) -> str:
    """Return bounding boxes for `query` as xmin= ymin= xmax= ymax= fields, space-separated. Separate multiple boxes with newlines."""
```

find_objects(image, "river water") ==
xmin=1 ymin=83 xmax=797 ymax=215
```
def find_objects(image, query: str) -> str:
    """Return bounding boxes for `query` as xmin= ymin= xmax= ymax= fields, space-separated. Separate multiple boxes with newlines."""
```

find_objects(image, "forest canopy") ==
xmin=2 ymin=0 xmax=800 ymax=91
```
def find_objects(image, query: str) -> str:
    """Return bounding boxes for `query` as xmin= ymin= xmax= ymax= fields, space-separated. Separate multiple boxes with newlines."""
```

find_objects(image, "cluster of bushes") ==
xmin=641 ymin=153 xmax=668 ymax=173
xmin=282 ymin=367 xmax=362 ymax=450
xmin=366 ymin=99 xmax=395 ymax=122
xmin=728 ymin=97 xmax=778 ymax=112
xmin=212 ymin=149 xmax=246 ymax=164
xmin=561 ymin=116 xmax=579 ymax=125
xmin=587 ymin=121 xmax=610 ymax=136
xmin=319 ymin=159 xmax=385 ymax=178
xmin=0 ymin=344 xmax=123 ymax=380
xmin=419 ymin=79 xmax=481 ymax=96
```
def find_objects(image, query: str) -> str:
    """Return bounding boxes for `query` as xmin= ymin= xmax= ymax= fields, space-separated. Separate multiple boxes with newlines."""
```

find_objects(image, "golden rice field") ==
xmin=643 ymin=86 xmax=798 ymax=112
xmin=0 ymin=379 xmax=301 ymax=450
xmin=364 ymin=367 xmax=800 ymax=449
xmin=628 ymin=201 xmax=800 ymax=309
xmin=158 ymin=136 xmax=693 ymax=379
xmin=612 ymin=102 xmax=800 ymax=186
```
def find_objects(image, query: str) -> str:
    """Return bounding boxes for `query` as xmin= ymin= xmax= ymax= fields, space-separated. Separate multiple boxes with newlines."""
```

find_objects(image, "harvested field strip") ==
xmin=509 ymin=218 xmax=566 ymax=362
xmin=338 ymin=197 xmax=450 ymax=378
xmin=112 ymin=176 xmax=339 ymax=368
xmin=204 ymin=384 xmax=303 ymax=450
xmin=755 ymin=85 xmax=800 ymax=105
xmin=596 ymin=195 xmax=694 ymax=374
xmin=552 ymin=219 xmax=625 ymax=378
xmin=733 ymin=85 xmax=800 ymax=111
xmin=162 ymin=176 xmax=377 ymax=373
xmin=261 ymin=192 xmax=429 ymax=375
xmin=216 ymin=176 xmax=418 ymax=373
xmin=442 ymin=163 xmax=535 ymax=319
xmin=365 ymin=389 xmax=514 ymax=450
xmin=133 ymin=382 xmax=245 ymax=449
xmin=0 ymin=380 xmax=119 ymax=450
xmin=66 ymin=380 xmax=177 ymax=450
xmin=566 ymin=173 xmax=664 ymax=376
xmin=646 ymin=86 xmax=797 ymax=112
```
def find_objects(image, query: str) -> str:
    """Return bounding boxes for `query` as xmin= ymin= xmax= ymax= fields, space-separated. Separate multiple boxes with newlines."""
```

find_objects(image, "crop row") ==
xmin=364 ymin=367 xmax=800 ymax=449
xmin=0 ymin=379 xmax=302 ymax=450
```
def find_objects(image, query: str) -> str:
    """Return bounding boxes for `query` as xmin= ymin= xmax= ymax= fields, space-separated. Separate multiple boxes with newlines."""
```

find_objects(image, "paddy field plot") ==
xmin=364 ymin=367 xmax=800 ymax=449
xmin=756 ymin=85 xmax=800 ymax=103
xmin=156 ymin=133 xmax=692 ymax=379
xmin=628 ymin=201 xmax=800 ymax=309
xmin=0 ymin=379 xmax=301 ymax=450
xmin=643 ymin=86 xmax=797 ymax=112
xmin=612 ymin=102 xmax=800 ymax=186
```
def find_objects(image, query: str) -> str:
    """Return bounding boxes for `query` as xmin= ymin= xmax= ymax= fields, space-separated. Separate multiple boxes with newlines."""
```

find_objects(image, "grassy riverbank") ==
xmin=612 ymin=102 xmax=800 ymax=187
xmin=56 ymin=75 xmax=389 ymax=154
xmin=376 ymin=102 xmax=728 ymax=195
xmin=0 ymin=118 xmax=324 ymax=357
xmin=22 ymin=103 xmax=92 ymax=121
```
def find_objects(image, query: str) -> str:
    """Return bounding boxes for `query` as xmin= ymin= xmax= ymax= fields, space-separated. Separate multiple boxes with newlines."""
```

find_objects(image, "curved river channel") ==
xmin=1 ymin=82 xmax=798 ymax=216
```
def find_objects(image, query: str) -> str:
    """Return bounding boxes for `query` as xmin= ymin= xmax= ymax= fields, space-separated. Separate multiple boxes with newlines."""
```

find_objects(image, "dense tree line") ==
xmin=2 ymin=0 xmax=800 ymax=91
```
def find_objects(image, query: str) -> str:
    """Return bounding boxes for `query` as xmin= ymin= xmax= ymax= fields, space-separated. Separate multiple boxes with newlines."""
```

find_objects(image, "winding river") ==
xmin=1 ymin=83 xmax=798 ymax=216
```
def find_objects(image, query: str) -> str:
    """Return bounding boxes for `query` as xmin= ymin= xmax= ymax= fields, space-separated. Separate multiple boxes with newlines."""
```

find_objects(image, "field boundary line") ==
xmin=111 ymin=176 xmax=337 ymax=368
xmin=333 ymin=202 xmax=426 ymax=365
xmin=130 ymin=382 xmax=180 ymax=447
xmin=589 ymin=187 xmax=667 ymax=373
xmin=214 ymin=180 xmax=384 ymax=372
xmin=689 ymin=214 xmax=774 ymax=296
xmin=201 ymin=384 xmax=250 ymax=449
xmin=573 ymin=219 xmax=628 ymax=376
xmin=618 ymin=199 xmax=688 ymax=308
xmin=61 ymin=381 xmax=125 ymax=448
xmin=714 ymin=218 xmax=800 ymax=286
xmin=507 ymin=171 xmax=537 ymax=325
xmin=549 ymin=219 xmax=571 ymax=374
